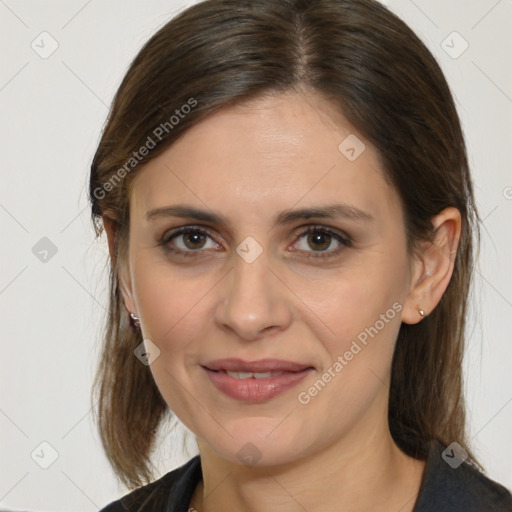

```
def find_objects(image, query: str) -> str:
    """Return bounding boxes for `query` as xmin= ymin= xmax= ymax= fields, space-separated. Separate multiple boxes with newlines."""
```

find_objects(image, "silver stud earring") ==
xmin=129 ymin=312 xmax=140 ymax=332
xmin=418 ymin=307 xmax=425 ymax=317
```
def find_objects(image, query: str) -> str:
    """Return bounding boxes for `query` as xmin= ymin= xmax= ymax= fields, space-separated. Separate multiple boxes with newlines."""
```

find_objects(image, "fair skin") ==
xmin=103 ymin=91 xmax=461 ymax=512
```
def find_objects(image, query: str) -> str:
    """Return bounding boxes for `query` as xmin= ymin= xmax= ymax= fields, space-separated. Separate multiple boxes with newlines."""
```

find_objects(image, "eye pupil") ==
xmin=308 ymin=232 xmax=331 ymax=251
xmin=184 ymin=232 xmax=206 ymax=249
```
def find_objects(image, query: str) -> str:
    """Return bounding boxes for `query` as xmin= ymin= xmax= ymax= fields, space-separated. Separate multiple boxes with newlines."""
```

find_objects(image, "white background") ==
xmin=1 ymin=0 xmax=511 ymax=510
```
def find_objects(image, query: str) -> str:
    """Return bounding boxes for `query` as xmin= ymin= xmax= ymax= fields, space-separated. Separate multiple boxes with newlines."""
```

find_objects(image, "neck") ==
xmin=190 ymin=414 xmax=426 ymax=512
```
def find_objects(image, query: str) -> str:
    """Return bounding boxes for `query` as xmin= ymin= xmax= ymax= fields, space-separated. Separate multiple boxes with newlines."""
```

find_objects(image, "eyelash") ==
xmin=158 ymin=225 xmax=353 ymax=260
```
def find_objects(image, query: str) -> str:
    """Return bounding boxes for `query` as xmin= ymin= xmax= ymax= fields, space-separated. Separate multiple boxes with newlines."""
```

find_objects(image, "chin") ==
xmin=199 ymin=416 xmax=311 ymax=469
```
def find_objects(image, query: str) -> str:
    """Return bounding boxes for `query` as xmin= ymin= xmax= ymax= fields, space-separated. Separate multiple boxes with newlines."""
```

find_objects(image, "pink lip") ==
xmin=201 ymin=359 xmax=315 ymax=402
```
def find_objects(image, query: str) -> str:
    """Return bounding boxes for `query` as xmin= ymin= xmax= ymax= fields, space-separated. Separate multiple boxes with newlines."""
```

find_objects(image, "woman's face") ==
xmin=121 ymin=91 xmax=419 ymax=467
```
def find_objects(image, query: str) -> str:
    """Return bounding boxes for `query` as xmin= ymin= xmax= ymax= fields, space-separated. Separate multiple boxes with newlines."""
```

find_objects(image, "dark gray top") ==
xmin=100 ymin=440 xmax=512 ymax=511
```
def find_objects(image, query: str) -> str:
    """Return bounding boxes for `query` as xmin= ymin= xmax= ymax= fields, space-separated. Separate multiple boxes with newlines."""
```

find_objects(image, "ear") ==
xmin=102 ymin=213 xmax=137 ymax=316
xmin=402 ymin=207 xmax=462 ymax=324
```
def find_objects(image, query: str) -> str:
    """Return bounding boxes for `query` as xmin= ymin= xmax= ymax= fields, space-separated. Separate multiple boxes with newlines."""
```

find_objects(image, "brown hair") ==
xmin=89 ymin=0 xmax=481 ymax=489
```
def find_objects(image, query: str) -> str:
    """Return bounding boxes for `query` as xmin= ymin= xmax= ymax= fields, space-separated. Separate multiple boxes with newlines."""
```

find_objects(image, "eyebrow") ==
xmin=146 ymin=203 xmax=374 ymax=229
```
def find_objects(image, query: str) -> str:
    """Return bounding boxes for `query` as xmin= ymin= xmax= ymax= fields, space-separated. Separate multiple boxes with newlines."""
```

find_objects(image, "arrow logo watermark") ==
xmin=338 ymin=134 xmax=366 ymax=162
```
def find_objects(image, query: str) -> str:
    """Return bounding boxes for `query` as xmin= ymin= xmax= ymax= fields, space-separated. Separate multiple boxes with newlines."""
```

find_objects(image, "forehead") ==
xmin=129 ymin=91 xmax=401 ymax=225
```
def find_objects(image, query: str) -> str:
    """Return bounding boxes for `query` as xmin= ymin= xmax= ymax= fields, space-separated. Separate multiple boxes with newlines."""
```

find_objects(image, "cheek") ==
xmin=296 ymin=258 xmax=401 ymax=335
xmin=132 ymin=258 xmax=210 ymax=353
xmin=131 ymin=261 xmax=213 ymax=420
xmin=294 ymin=256 xmax=405 ymax=378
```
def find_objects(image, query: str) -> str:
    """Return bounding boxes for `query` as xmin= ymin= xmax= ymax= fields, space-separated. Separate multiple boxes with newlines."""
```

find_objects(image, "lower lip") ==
xmin=202 ymin=366 xmax=314 ymax=402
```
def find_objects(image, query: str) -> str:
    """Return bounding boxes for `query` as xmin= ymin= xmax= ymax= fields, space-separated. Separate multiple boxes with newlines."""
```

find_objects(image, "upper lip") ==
xmin=203 ymin=358 xmax=313 ymax=373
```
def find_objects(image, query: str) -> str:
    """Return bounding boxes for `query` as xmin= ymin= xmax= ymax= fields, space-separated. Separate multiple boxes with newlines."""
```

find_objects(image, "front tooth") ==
xmin=253 ymin=372 xmax=272 ymax=379
xmin=226 ymin=370 xmax=252 ymax=379
xmin=224 ymin=371 xmax=277 ymax=379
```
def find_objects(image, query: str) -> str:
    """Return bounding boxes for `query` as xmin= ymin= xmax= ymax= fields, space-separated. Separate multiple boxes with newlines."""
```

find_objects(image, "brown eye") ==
xmin=181 ymin=231 xmax=207 ymax=250
xmin=305 ymin=232 xmax=334 ymax=251
xmin=161 ymin=227 xmax=219 ymax=255
xmin=293 ymin=226 xmax=352 ymax=259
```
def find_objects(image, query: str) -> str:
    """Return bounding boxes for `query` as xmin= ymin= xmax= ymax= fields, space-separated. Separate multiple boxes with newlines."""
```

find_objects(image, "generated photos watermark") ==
xmin=93 ymin=97 xmax=197 ymax=200
xmin=297 ymin=301 xmax=403 ymax=404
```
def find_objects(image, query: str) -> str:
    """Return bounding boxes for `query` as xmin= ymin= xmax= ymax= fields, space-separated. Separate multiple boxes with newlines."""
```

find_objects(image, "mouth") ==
xmin=201 ymin=358 xmax=315 ymax=402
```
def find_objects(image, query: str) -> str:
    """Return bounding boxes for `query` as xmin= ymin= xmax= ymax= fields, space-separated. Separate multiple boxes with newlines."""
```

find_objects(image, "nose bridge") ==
xmin=215 ymin=239 xmax=289 ymax=339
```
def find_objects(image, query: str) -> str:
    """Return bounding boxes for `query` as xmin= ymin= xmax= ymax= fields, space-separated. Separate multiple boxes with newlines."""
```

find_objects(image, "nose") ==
xmin=214 ymin=245 xmax=292 ymax=341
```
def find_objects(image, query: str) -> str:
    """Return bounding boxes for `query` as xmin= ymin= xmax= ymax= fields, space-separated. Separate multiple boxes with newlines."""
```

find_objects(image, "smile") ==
xmin=201 ymin=361 xmax=315 ymax=402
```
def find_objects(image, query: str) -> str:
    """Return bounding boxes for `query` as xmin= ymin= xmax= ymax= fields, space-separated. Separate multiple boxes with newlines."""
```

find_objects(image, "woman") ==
xmin=90 ymin=0 xmax=512 ymax=510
